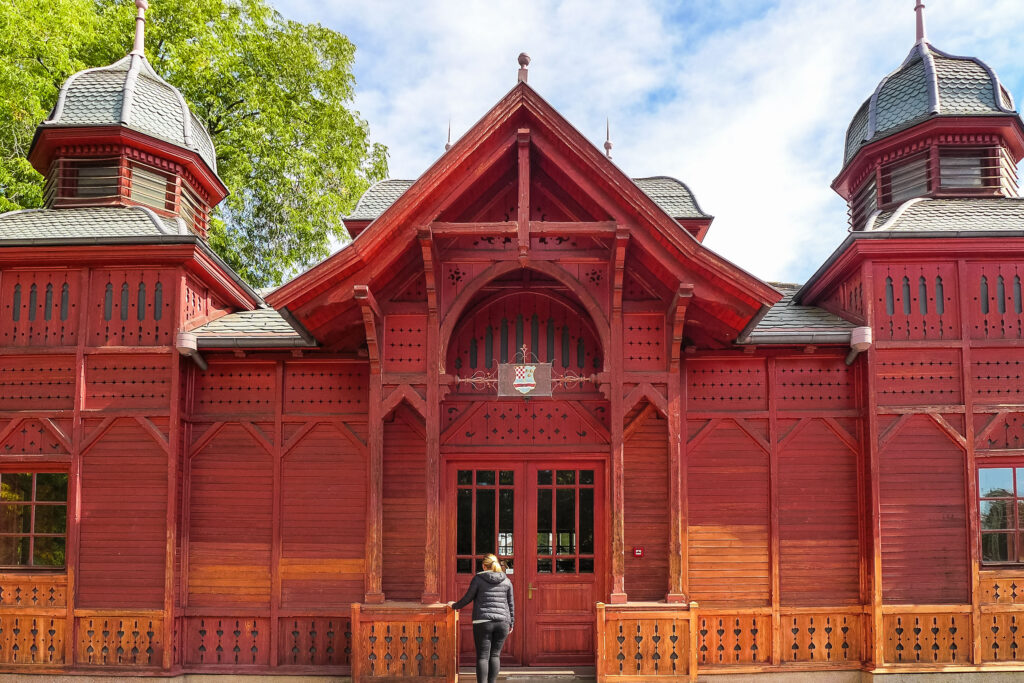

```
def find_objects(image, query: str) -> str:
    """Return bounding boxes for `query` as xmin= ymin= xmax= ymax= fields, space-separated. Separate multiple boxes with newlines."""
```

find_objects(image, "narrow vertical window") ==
xmin=153 ymin=282 xmax=163 ymax=321
xmin=469 ymin=337 xmax=478 ymax=369
xmin=918 ymin=276 xmax=928 ymax=315
xmin=981 ymin=276 xmax=990 ymax=315
xmin=12 ymin=284 xmax=20 ymax=322
xmin=485 ymin=326 xmax=493 ymax=369
xmin=901 ymin=276 xmax=911 ymax=315
xmin=885 ymin=277 xmax=894 ymax=316
xmin=576 ymin=337 xmax=585 ymax=369
xmin=531 ymin=314 xmax=539 ymax=359
xmin=561 ymin=326 xmax=570 ymax=368
xmin=137 ymin=283 xmax=146 ymax=321
xmin=60 ymin=283 xmax=70 ymax=321
xmin=998 ymin=275 xmax=1007 ymax=315
xmin=515 ymin=314 xmax=524 ymax=357
xmin=546 ymin=318 xmax=555 ymax=362
xmin=28 ymin=284 xmax=37 ymax=322
xmin=1015 ymin=276 xmax=1022 ymax=315
xmin=103 ymin=283 xmax=113 ymax=321
xmin=499 ymin=318 xmax=508 ymax=363
xmin=119 ymin=283 xmax=129 ymax=321
xmin=935 ymin=276 xmax=945 ymax=315
xmin=44 ymin=284 xmax=53 ymax=321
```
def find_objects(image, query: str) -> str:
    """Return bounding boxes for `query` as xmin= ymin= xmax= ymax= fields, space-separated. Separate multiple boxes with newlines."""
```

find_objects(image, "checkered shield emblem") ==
xmin=512 ymin=365 xmax=537 ymax=394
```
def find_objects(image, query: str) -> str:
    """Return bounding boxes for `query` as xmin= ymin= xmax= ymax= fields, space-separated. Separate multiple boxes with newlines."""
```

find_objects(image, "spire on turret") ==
xmin=131 ymin=0 xmax=149 ymax=56
xmin=604 ymin=118 xmax=613 ymax=159
xmin=518 ymin=53 xmax=530 ymax=83
xmin=445 ymin=119 xmax=452 ymax=152
xmin=915 ymin=0 xmax=927 ymax=45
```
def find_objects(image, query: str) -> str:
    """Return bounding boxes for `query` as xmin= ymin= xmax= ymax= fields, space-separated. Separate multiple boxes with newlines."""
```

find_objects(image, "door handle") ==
xmin=528 ymin=584 xmax=536 ymax=600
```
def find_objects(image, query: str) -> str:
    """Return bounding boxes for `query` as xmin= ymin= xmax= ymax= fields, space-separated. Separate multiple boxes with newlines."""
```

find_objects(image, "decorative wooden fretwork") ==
xmin=277 ymin=616 xmax=351 ymax=668
xmin=782 ymin=613 xmax=861 ymax=664
xmin=283 ymin=363 xmax=368 ymax=414
xmin=384 ymin=314 xmax=427 ymax=372
xmin=0 ymin=576 xmax=67 ymax=608
xmin=349 ymin=606 xmax=458 ymax=681
xmin=75 ymin=616 xmax=161 ymax=667
xmin=609 ymin=618 xmax=688 ymax=677
xmin=697 ymin=614 xmax=767 ymax=666
xmin=183 ymin=277 xmax=230 ymax=328
xmin=873 ymin=263 xmax=959 ymax=341
xmin=87 ymin=269 xmax=174 ymax=346
xmin=0 ymin=270 xmax=80 ymax=346
xmin=686 ymin=359 xmax=767 ymax=411
xmin=981 ymin=573 xmax=1024 ymax=604
xmin=966 ymin=262 xmax=1024 ymax=340
xmin=972 ymin=348 xmax=1024 ymax=404
xmin=182 ymin=617 xmax=270 ymax=667
xmin=194 ymin=363 xmax=276 ymax=415
xmin=0 ymin=356 xmax=76 ymax=410
xmin=883 ymin=613 xmax=969 ymax=664
xmin=774 ymin=357 xmax=856 ymax=411
xmin=982 ymin=612 xmax=1024 ymax=662
xmin=875 ymin=349 xmax=962 ymax=406
xmin=440 ymin=400 xmax=609 ymax=447
xmin=84 ymin=355 xmax=171 ymax=410
xmin=975 ymin=412 xmax=1024 ymax=450
xmin=0 ymin=615 xmax=65 ymax=665
xmin=0 ymin=418 xmax=70 ymax=456
xmin=623 ymin=313 xmax=665 ymax=371
xmin=821 ymin=271 xmax=866 ymax=325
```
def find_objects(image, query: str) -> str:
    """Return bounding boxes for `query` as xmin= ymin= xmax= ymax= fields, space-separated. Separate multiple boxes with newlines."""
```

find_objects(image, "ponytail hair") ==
xmin=482 ymin=553 xmax=503 ymax=572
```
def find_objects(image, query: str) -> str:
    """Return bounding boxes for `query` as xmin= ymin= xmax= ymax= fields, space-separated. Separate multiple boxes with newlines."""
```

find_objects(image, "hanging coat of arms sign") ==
xmin=498 ymin=362 xmax=552 ymax=397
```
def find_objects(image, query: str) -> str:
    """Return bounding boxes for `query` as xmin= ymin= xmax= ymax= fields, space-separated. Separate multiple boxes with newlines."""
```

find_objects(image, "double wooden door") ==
xmin=445 ymin=460 xmax=604 ymax=666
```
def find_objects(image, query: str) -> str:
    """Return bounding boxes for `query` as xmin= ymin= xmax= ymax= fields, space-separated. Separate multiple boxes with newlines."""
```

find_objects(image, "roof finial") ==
xmin=604 ymin=118 xmax=613 ymax=159
xmin=517 ymin=53 xmax=530 ymax=84
xmin=131 ymin=0 xmax=149 ymax=56
xmin=445 ymin=119 xmax=452 ymax=152
xmin=915 ymin=0 xmax=927 ymax=44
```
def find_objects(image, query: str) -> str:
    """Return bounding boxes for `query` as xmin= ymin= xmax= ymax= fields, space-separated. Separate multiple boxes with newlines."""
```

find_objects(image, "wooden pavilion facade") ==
xmin=2 ymin=4 xmax=1024 ymax=681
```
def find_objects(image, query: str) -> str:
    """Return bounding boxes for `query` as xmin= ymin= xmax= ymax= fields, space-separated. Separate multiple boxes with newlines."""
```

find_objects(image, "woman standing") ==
xmin=451 ymin=553 xmax=515 ymax=683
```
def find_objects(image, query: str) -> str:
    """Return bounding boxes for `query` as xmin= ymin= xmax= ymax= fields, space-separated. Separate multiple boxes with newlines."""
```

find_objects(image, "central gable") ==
xmin=267 ymin=81 xmax=779 ymax=350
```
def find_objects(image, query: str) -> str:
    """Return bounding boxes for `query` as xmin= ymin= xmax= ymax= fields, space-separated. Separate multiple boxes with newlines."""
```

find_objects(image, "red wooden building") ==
xmin=2 ymin=3 xmax=1024 ymax=680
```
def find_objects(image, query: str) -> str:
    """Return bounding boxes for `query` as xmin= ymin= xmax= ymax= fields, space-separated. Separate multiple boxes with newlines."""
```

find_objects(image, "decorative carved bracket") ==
xmin=354 ymin=285 xmax=383 ymax=373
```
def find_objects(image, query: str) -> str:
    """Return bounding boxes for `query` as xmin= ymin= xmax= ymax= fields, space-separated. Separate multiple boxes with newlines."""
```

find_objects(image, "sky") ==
xmin=275 ymin=0 xmax=1024 ymax=285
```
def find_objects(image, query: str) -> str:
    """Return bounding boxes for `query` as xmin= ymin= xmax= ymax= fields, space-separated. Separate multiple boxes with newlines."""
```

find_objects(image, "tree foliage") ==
xmin=0 ymin=0 xmax=388 ymax=286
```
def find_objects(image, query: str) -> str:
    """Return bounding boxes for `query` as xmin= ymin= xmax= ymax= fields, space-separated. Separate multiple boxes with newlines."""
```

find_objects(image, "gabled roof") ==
xmin=742 ymin=284 xmax=855 ymax=345
xmin=347 ymin=175 xmax=711 ymax=222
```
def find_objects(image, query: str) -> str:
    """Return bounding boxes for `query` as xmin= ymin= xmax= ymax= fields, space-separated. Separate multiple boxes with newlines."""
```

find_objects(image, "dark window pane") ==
xmin=35 ymin=505 xmax=66 ymax=534
xmin=457 ymin=489 xmax=473 ymax=555
xmin=499 ymin=470 xmax=514 ymax=486
xmin=457 ymin=558 xmax=472 ymax=574
xmin=0 ymin=505 xmax=29 ymax=535
xmin=982 ymin=500 xmax=1013 ymax=530
xmin=0 ymin=537 xmax=28 ymax=565
xmin=36 ymin=473 xmax=67 ymax=502
xmin=476 ymin=489 xmax=495 ymax=554
xmin=499 ymin=489 xmax=514 ymax=535
xmin=537 ymin=488 xmax=552 ymax=533
xmin=538 ymin=470 xmax=553 ymax=485
xmin=458 ymin=470 xmax=473 ymax=486
xmin=556 ymin=558 xmax=576 ymax=573
xmin=556 ymin=488 xmax=575 ymax=554
xmin=579 ymin=558 xmax=595 ymax=573
xmin=980 ymin=468 xmax=1014 ymax=498
xmin=580 ymin=470 xmax=594 ymax=485
xmin=1 ymin=474 xmax=31 ymax=502
xmin=33 ymin=537 xmax=65 ymax=567
xmin=982 ymin=532 xmax=1011 ymax=562
xmin=476 ymin=471 xmax=495 ymax=486
xmin=537 ymin=558 xmax=552 ymax=573
xmin=556 ymin=470 xmax=575 ymax=485
xmin=580 ymin=488 xmax=594 ymax=554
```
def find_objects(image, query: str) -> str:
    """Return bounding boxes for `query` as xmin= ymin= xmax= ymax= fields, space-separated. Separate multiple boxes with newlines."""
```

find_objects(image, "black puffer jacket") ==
xmin=452 ymin=571 xmax=515 ymax=627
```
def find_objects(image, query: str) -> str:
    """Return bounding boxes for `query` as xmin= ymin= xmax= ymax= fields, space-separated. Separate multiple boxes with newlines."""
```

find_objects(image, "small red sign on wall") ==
xmin=632 ymin=546 xmax=644 ymax=558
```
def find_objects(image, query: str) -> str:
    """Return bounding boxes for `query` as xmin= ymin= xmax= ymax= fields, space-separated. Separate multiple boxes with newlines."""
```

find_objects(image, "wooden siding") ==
xmin=382 ymin=412 xmax=426 ymax=600
xmin=624 ymin=408 xmax=668 ymax=601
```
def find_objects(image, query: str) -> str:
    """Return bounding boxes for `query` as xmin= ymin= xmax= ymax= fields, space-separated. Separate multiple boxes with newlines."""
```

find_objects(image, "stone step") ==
xmin=459 ymin=666 xmax=596 ymax=681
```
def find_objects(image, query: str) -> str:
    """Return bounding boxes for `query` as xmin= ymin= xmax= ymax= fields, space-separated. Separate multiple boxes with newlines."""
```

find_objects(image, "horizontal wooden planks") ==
xmin=624 ymin=409 xmax=668 ymax=601
xmin=382 ymin=414 xmax=425 ymax=600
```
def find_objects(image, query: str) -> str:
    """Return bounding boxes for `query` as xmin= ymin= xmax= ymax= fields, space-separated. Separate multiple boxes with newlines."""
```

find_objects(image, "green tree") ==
xmin=0 ymin=0 xmax=387 ymax=286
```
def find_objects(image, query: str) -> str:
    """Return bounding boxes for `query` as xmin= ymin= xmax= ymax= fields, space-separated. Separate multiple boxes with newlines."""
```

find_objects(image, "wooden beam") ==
xmin=355 ymin=284 xmax=385 ymax=604
xmin=419 ymin=230 xmax=442 ymax=604
xmin=609 ymin=228 xmax=629 ymax=603
xmin=666 ymin=283 xmax=693 ymax=603
xmin=530 ymin=221 xmax=617 ymax=237
xmin=517 ymin=128 xmax=531 ymax=261
xmin=430 ymin=221 xmax=517 ymax=238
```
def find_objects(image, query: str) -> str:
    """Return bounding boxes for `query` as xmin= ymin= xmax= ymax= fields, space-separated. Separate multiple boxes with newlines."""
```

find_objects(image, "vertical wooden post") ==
xmin=356 ymin=286 xmax=385 ymax=604
xmin=66 ymin=267 xmax=90 ymax=666
xmin=270 ymin=361 xmax=284 ymax=664
xmin=667 ymin=284 xmax=692 ymax=603
xmin=688 ymin=601 xmax=699 ymax=682
xmin=956 ymin=259 xmax=982 ymax=664
xmin=419 ymin=230 xmax=441 ymax=604
xmin=350 ymin=602 xmax=363 ymax=680
xmin=861 ymin=265 xmax=885 ymax=667
xmin=609 ymin=230 xmax=629 ymax=604
xmin=516 ymin=128 xmax=531 ymax=262
xmin=595 ymin=603 xmax=606 ymax=682
xmin=767 ymin=356 xmax=781 ymax=666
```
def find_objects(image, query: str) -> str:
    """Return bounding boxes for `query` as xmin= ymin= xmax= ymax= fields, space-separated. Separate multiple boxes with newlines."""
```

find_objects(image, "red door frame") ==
xmin=442 ymin=452 xmax=608 ymax=667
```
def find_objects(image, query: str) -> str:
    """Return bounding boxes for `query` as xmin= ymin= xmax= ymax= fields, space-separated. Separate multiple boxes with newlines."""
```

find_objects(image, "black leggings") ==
xmin=472 ymin=620 xmax=510 ymax=683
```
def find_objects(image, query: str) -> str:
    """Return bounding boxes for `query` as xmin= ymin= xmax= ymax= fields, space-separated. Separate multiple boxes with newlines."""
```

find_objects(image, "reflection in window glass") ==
xmin=458 ymin=470 xmax=473 ymax=486
xmin=0 ymin=472 xmax=68 ymax=568
xmin=979 ymin=466 xmax=1024 ymax=565
xmin=476 ymin=489 xmax=495 ymax=554
xmin=538 ymin=470 xmax=553 ymax=485
xmin=499 ymin=470 xmax=514 ymax=486
xmin=556 ymin=489 xmax=575 ymax=554
xmin=556 ymin=470 xmax=575 ymax=485
xmin=981 ymin=468 xmax=1014 ymax=498
xmin=580 ymin=488 xmax=594 ymax=554
xmin=476 ymin=470 xmax=495 ymax=486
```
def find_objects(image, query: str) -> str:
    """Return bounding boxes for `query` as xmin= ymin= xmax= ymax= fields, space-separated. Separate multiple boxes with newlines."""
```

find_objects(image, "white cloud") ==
xmin=278 ymin=0 xmax=1024 ymax=283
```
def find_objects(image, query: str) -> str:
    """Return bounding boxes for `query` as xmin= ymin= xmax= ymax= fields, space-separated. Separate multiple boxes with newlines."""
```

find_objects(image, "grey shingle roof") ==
xmin=742 ymin=284 xmax=855 ymax=345
xmin=868 ymin=197 xmax=1024 ymax=232
xmin=191 ymin=308 xmax=314 ymax=348
xmin=844 ymin=42 xmax=1017 ymax=165
xmin=42 ymin=54 xmax=217 ymax=172
xmin=347 ymin=176 xmax=710 ymax=222
xmin=0 ymin=207 xmax=182 ymax=240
